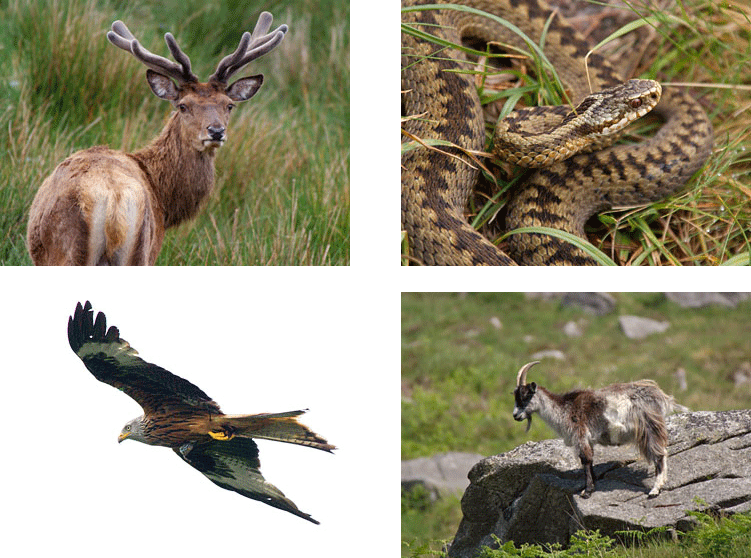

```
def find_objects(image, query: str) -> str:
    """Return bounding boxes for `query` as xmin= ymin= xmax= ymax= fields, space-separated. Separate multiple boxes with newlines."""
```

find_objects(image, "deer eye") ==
xmin=227 ymin=103 xmax=235 ymax=112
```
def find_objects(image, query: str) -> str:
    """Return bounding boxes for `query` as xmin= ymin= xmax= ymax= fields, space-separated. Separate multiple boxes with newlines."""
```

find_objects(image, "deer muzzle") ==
xmin=203 ymin=124 xmax=226 ymax=147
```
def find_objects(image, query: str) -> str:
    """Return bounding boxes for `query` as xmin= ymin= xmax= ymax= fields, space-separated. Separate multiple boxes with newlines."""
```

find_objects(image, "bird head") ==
xmin=118 ymin=417 xmax=145 ymax=443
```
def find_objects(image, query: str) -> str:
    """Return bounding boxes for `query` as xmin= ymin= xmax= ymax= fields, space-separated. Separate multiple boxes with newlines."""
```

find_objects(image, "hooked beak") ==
xmin=118 ymin=432 xmax=130 ymax=443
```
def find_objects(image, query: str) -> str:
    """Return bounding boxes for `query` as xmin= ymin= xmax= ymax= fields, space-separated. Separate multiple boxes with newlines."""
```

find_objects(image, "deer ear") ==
xmin=146 ymin=70 xmax=179 ymax=100
xmin=226 ymin=75 xmax=263 ymax=102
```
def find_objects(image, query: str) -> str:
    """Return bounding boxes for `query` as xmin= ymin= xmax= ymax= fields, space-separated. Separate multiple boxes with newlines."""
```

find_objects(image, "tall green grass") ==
xmin=0 ymin=0 xmax=349 ymax=265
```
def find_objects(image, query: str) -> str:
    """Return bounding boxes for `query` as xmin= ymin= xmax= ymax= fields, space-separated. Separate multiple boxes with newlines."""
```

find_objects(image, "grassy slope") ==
xmin=402 ymin=292 xmax=751 ymax=555
xmin=1 ymin=0 xmax=349 ymax=265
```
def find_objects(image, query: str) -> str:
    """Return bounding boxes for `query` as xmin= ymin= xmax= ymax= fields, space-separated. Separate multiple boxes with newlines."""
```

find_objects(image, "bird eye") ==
xmin=125 ymin=425 xmax=131 ymax=431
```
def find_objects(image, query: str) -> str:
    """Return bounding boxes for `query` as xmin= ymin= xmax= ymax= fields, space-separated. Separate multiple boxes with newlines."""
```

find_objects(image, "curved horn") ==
xmin=516 ymin=361 xmax=540 ymax=387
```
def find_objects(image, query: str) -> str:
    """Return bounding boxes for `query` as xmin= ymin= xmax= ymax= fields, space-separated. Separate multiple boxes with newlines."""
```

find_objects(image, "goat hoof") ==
xmin=647 ymin=491 xmax=660 ymax=499
xmin=580 ymin=491 xmax=592 ymax=499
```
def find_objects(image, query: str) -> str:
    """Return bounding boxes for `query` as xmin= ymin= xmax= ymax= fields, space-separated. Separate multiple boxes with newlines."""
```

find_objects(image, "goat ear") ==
xmin=146 ymin=70 xmax=179 ymax=100
xmin=226 ymin=75 xmax=264 ymax=102
xmin=529 ymin=382 xmax=537 ymax=392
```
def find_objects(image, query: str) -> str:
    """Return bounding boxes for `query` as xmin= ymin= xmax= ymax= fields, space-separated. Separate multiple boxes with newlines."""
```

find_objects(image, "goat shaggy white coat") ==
xmin=512 ymin=361 xmax=681 ymax=498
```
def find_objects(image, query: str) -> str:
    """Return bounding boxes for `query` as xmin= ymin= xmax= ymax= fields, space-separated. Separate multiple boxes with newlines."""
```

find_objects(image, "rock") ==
xmin=524 ymin=293 xmax=563 ymax=302
xmin=447 ymin=410 xmax=751 ymax=557
xmin=675 ymin=367 xmax=688 ymax=391
xmin=730 ymin=362 xmax=751 ymax=387
xmin=524 ymin=293 xmax=616 ymax=315
xmin=618 ymin=315 xmax=670 ymax=339
xmin=560 ymin=293 xmax=616 ymax=315
xmin=402 ymin=452 xmax=484 ymax=501
xmin=665 ymin=292 xmax=750 ymax=308
xmin=563 ymin=320 xmax=583 ymax=337
xmin=530 ymin=349 xmax=566 ymax=361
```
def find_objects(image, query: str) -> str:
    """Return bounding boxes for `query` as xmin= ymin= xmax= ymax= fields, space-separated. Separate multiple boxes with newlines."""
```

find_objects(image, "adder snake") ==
xmin=401 ymin=0 xmax=714 ymax=265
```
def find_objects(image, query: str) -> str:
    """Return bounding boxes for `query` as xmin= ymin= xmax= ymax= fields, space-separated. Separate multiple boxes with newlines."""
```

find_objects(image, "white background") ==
xmin=2 ymin=268 xmax=398 ymax=557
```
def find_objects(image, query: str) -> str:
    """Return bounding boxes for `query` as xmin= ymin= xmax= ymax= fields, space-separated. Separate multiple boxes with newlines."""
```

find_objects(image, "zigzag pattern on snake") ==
xmin=401 ymin=0 xmax=714 ymax=265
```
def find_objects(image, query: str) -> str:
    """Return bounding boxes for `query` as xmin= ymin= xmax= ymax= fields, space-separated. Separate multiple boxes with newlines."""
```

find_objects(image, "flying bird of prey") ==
xmin=68 ymin=301 xmax=334 ymax=524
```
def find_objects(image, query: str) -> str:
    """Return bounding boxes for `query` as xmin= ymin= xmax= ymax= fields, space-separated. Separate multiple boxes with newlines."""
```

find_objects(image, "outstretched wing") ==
xmin=68 ymin=301 xmax=221 ymax=417
xmin=174 ymin=437 xmax=319 ymax=524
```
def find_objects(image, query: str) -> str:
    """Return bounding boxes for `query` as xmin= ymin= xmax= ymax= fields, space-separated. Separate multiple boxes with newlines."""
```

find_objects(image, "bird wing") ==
xmin=68 ymin=301 xmax=221 ymax=417
xmin=174 ymin=437 xmax=320 ymax=524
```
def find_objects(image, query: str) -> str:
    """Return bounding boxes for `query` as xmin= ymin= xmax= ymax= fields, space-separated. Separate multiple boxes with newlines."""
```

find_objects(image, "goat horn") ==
xmin=516 ymin=361 xmax=540 ymax=387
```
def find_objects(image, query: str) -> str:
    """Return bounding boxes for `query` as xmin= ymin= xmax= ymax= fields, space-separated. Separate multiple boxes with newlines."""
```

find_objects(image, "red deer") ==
xmin=27 ymin=12 xmax=287 ymax=265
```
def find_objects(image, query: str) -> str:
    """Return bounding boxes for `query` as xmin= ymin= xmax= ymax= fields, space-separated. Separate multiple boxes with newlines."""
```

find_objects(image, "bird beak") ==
xmin=118 ymin=432 xmax=130 ymax=443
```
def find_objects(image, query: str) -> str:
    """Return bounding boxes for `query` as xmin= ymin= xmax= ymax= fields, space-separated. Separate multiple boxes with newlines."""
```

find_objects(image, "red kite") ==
xmin=68 ymin=301 xmax=334 ymax=524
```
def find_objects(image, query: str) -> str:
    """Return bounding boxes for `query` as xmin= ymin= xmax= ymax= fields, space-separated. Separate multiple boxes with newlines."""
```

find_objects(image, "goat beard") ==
xmin=524 ymin=416 xmax=532 ymax=433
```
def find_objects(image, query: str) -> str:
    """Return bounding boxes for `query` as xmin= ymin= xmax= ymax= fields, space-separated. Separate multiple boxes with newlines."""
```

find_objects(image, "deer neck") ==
xmin=132 ymin=112 xmax=217 ymax=229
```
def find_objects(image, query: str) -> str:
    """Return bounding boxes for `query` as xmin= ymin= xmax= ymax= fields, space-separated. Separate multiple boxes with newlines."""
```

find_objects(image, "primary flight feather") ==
xmin=68 ymin=301 xmax=334 ymax=524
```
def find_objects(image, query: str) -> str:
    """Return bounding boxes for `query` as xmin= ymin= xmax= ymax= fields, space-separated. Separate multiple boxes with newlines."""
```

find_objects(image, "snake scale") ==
xmin=401 ymin=0 xmax=714 ymax=265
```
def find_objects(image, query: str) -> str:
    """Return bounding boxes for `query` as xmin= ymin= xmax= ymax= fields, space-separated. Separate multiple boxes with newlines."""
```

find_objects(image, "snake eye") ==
xmin=630 ymin=99 xmax=643 ymax=109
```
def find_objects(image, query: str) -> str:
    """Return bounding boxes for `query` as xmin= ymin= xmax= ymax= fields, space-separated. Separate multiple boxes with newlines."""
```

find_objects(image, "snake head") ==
xmin=568 ymin=79 xmax=662 ymax=138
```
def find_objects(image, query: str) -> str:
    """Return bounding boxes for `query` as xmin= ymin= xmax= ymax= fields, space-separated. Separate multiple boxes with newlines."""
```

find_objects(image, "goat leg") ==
xmin=579 ymin=447 xmax=596 ymax=498
xmin=648 ymin=454 xmax=667 ymax=498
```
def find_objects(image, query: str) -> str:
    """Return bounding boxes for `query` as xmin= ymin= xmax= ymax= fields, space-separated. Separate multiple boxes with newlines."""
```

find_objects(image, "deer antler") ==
xmin=209 ymin=11 xmax=288 ymax=84
xmin=107 ymin=21 xmax=198 ymax=84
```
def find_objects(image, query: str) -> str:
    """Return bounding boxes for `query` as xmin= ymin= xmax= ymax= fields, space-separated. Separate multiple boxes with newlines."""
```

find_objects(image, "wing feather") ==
xmin=68 ymin=301 xmax=221 ymax=417
xmin=174 ymin=437 xmax=320 ymax=524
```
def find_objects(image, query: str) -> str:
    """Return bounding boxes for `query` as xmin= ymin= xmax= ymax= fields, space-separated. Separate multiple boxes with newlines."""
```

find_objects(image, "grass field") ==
xmin=402 ymin=292 xmax=751 ymax=556
xmin=1 ymin=0 xmax=349 ymax=265
xmin=401 ymin=0 xmax=751 ymax=265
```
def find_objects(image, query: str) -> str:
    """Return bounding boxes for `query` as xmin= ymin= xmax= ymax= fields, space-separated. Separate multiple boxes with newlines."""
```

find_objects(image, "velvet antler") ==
xmin=107 ymin=21 xmax=198 ymax=84
xmin=209 ymin=12 xmax=288 ymax=84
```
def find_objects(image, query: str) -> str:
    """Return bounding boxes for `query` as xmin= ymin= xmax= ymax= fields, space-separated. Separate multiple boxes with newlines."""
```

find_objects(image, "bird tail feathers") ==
xmin=217 ymin=410 xmax=335 ymax=452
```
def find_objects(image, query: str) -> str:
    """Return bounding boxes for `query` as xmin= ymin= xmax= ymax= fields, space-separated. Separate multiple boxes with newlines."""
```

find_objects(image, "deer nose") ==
xmin=207 ymin=125 xmax=225 ymax=141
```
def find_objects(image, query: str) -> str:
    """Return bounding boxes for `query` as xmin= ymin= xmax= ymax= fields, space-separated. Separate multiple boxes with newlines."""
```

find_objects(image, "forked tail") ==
xmin=212 ymin=410 xmax=335 ymax=452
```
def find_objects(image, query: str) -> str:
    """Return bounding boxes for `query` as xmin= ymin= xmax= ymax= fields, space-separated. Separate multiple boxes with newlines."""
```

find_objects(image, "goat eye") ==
xmin=178 ymin=104 xmax=188 ymax=113
xmin=227 ymin=103 xmax=235 ymax=112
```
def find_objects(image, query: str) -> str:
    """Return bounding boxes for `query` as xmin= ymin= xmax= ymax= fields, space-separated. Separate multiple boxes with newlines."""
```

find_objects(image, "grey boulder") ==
xmin=447 ymin=410 xmax=751 ymax=557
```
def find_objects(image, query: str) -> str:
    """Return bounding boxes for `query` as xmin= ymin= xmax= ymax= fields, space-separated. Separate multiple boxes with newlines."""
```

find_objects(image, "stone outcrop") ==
xmin=618 ymin=315 xmax=670 ymax=339
xmin=402 ymin=452 xmax=485 ymax=502
xmin=665 ymin=292 xmax=750 ymax=308
xmin=447 ymin=410 xmax=751 ymax=557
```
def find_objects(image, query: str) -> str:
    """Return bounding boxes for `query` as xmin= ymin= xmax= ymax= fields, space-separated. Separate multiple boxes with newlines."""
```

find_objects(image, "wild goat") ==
xmin=27 ymin=12 xmax=287 ymax=265
xmin=513 ymin=361 xmax=681 ymax=498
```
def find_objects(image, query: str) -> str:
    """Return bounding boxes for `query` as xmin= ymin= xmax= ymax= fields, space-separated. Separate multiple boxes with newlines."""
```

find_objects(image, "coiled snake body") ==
xmin=401 ymin=0 xmax=713 ymax=265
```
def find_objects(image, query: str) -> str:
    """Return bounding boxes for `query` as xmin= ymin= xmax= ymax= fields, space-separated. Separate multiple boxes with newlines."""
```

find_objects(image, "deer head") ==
xmin=106 ymin=13 xmax=287 ymax=152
